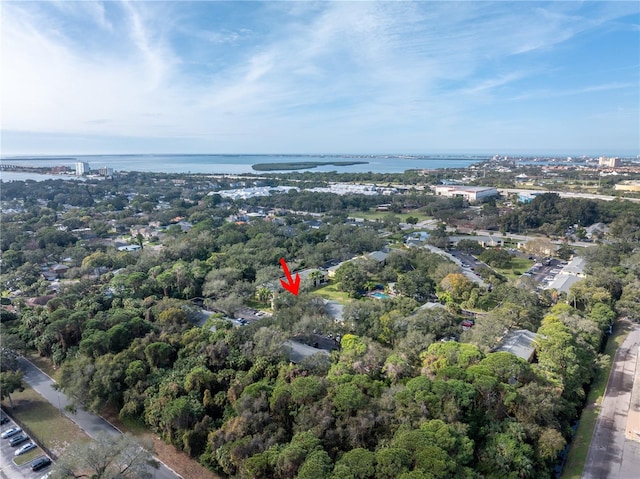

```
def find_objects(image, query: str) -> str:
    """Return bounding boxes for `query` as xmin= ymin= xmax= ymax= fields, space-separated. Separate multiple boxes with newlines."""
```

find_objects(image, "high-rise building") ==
xmin=98 ymin=167 xmax=113 ymax=177
xmin=75 ymin=161 xmax=90 ymax=175
xmin=598 ymin=157 xmax=621 ymax=168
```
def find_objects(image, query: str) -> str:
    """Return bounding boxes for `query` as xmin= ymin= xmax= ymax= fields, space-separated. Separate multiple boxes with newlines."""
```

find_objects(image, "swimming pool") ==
xmin=370 ymin=292 xmax=389 ymax=299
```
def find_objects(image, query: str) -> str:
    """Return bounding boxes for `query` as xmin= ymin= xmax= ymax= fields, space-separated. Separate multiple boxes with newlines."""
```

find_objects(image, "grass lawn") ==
xmin=493 ymin=257 xmax=535 ymax=280
xmin=560 ymin=319 xmax=631 ymax=479
xmin=313 ymin=281 xmax=352 ymax=304
xmin=1 ymin=385 xmax=91 ymax=459
xmin=244 ymin=298 xmax=272 ymax=312
xmin=14 ymin=446 xmax=44 ymax=466
xmin=349 ymin=210 xmax=432 ymax=223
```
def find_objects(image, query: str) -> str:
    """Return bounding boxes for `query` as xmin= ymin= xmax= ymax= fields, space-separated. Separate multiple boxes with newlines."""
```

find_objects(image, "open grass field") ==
xmin=244 ymin=298 xmax=272 ymax=312
xmin=493 ymin=257 xmax=535 ymax=280
xmin=349 ymin=210 xmax=432 ymax=223
xmin=1 ymin=385 xmax=91 ymax=459
xmin=560 ymin=319 xmax=630 ymax=479
xmin=313 ymin=281 xmax=352 ymax=304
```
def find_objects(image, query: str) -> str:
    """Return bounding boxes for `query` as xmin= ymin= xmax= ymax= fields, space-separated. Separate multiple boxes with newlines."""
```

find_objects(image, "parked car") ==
xmin=0 ymin=415 xmax=9 ymax=425
xmin=9 ymin=433 xmax=29 ymax=447
xmin=15 ymin=442 xmax=37 ymax=456
xmin=31 ymin=456 xmax=52 ymax=472
xmin=1 ymin=427 xmax=21 ymax=438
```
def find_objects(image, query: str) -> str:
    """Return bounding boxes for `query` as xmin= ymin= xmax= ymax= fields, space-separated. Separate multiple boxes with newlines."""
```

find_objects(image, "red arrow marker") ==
xmin=279 ymin=257 xmax=300 ymax=296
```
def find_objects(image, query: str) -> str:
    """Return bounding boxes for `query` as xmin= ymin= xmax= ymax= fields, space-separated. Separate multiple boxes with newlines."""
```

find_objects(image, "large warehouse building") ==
xmin=433 ymin=185 xmax=499 ymax=202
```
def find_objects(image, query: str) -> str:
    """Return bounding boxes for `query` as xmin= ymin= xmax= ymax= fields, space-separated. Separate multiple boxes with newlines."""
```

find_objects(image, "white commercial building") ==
xmin=598 ymin=157 xmax=621 ymax=168
xmin=75 ymin=161 xmax=90 ymax=176
xmin=433 ymin=185 xmax=498 ymax=202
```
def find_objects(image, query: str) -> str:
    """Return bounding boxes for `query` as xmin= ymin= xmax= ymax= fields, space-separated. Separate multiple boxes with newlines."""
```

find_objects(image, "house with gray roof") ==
xmin=495 ymin=329 xmax=539 ymax=362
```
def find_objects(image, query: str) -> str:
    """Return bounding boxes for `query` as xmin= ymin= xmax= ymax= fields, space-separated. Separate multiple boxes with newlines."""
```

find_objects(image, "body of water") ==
xmin=1 ymin=154 xmax=487 ymax=180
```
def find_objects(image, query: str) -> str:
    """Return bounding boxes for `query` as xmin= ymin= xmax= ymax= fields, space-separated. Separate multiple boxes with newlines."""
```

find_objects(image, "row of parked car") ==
xmin=1 ymin=412 xmax=52 ymax=474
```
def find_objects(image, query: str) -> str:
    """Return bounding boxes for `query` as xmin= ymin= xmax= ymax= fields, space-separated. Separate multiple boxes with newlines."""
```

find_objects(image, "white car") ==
xmin=1 ymin=427 xmax=21 ymax=438
xmin=40 ymin=474 xmax=52 ymax=479
xmin=15 ymin=442 xmax=37 ymax=456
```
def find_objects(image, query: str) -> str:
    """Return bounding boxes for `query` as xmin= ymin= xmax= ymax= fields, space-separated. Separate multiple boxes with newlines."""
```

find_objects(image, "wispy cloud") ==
xmin=511 ymin=82 xmax=637 ymax=101
xmin=1 ymin=1 xmax=638 ymax=154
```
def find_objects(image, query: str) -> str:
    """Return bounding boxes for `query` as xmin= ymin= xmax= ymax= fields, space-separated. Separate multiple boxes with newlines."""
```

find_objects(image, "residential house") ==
xmin=495 ymin=329 xmax=539 ymax=362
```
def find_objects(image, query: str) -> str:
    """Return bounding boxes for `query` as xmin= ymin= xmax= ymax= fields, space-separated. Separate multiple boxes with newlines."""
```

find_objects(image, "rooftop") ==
xmin=495 ymin=329 xmax=538 ymax=362
xmin=284 ymin=340 xmax=330 ymax=364
xmin=545 ymin=274 xmax=582 ymax=295
xmin=563 ymin=256 xmax=586 ymax=276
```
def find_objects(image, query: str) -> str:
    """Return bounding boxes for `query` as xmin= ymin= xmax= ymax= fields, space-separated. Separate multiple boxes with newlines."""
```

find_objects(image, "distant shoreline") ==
xmin=251 ymin=161 xmax=369 ymax=171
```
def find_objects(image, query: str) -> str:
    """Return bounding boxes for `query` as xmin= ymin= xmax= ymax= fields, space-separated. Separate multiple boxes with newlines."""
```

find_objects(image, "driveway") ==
xmin=583 ymin=321 xmax=640 ymax=479
xmin=17 ymin=358 xmax=181 ymax=479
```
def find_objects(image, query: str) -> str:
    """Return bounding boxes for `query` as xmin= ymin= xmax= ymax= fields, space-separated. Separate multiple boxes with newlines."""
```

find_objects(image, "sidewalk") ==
xmin=17 ymin=357 xmax=181 ymax=479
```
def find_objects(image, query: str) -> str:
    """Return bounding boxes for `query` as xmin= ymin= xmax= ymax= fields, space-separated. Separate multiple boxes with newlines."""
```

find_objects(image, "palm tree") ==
xmin=256 ymin=287 xmax=273 ymax=304
xmin=309 ymin=270 xmax=323 ymax=288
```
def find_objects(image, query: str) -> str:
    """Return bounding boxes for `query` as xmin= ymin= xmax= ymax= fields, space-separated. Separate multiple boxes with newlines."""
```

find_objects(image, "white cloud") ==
xmin=1 ymin=1 xmax=638 ymax=153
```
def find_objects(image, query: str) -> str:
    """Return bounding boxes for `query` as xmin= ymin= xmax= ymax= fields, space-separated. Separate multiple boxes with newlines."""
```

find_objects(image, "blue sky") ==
xmin=2 ymin=1 xmax=638 ymax=156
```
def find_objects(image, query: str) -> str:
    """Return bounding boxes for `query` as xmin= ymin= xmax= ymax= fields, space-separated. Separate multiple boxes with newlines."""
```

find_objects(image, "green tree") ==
xmin=256 ymin=287 xmax=273 ymax=304
xmin=375 ymin=447 xmax=412 ymax=479
xmin=144 ymin=342 xmax=174 ymax=369
xmin=396 ymin=269 xmax=434 ymax=301
xmin=331 ymin=382 xmax=368 ymax=416
xmin=617 ymin=280 xmax=640 ymax=321
xmin=296 ymin=450 xmax=332 ymax=479
xmin=457 ymin=239 xmax=484 ymax=255
xmin=479 ymin=248 xmax=513 ymax=268
xmin=479 ymin=423 xmax=535 ymax=479
xmin=0 ymin=370 xmax=24 ymax=408
xmin=438 ymin=273 xmax=475 ymax=303
xmin=556 ymin=243 xmax=574 ymax=260
xmin=157 ymin=307 xmax=189 ymax=328
xmin=335 ymin=261 xmax=369 ymax=297
xmin=51 ymin=433 xmax=159 ymax=479
xmin=536 ymin=318 xmax=593 ymax=401
xmin=334 ymin=448 xmax=375 ymax=479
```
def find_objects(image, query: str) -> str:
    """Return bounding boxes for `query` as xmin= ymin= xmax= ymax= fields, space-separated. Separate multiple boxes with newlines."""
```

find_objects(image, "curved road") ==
xmin=17 ymin=357 xmax=181 ymax=479
xmin=583 ymin=322 xmax=640 ymax=479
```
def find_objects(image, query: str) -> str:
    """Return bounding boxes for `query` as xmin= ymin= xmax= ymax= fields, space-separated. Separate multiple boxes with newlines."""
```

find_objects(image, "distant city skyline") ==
xmin=2 ymin=1 xmax=639 ymax=156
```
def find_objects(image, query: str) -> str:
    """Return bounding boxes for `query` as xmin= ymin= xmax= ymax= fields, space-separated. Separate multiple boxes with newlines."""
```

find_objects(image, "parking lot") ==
xmin=0 ymin=414 xmax=52 ymax=479
xmin=523 ymin=257 xmax=565 ymax=286
xmin=448 ymin=250 xmax=485 ymax=271
xmin=450 ymin=248 xmax=567 ymax=288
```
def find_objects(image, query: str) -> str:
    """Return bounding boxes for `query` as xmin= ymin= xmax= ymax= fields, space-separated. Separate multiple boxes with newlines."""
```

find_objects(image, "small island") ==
xmin=252 ymin=160 xmax=368 ymax=171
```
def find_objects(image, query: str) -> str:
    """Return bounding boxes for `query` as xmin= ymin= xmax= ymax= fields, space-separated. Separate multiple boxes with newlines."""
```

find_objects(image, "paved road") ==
xmin=17 ymin=358 xmax=181 ymax=479
xmin=583 ymin=322 xmax=640 ymax=479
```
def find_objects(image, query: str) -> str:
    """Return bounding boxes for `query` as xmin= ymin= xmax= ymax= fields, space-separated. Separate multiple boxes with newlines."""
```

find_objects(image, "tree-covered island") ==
xmin=252 ymin=161 xmax=368 ymax=171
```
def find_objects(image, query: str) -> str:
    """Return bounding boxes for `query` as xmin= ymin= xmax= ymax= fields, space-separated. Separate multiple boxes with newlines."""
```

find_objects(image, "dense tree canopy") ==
xmin=1 ymin=172 xmax=638 ymax=479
